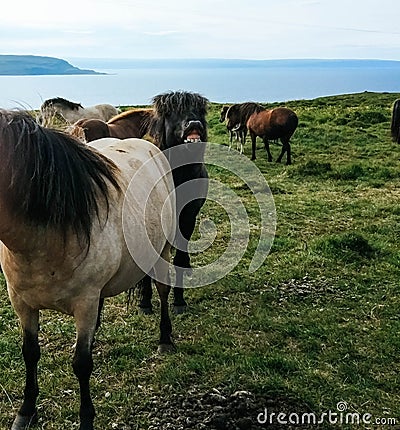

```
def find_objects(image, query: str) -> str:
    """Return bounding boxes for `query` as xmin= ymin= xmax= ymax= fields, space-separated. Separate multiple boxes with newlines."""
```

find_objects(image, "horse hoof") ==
xmin=11 ymin=412 xmax=38 ymax=430
xmin=138 ymin=307 xmax=153 ymax=315
xmin=158 ymin=343 xmax=176 ymax=354
xmin=173 ymin=305 xmax=188 ymax=315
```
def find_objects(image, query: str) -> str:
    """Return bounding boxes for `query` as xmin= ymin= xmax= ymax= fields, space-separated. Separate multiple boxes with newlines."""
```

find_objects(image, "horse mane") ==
xmin=41 ymin=97 xmax=83 ymax=111
xmin=228 ymin=102 xmax=264 ymax=122
xmin=108 ymin=108 xmax=153 ymax=124
xmin=152 ymin=91 xmax=209 ymax=118
xmin=390 ymin=99 xmax=400 ymax=142
xmin=0 ymin=110 xmax=121 ymax=245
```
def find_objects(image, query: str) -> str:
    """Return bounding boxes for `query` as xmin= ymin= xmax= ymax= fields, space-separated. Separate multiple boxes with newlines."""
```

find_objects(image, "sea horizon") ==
xmin=1 ymin=58 xmax=399 ymax=110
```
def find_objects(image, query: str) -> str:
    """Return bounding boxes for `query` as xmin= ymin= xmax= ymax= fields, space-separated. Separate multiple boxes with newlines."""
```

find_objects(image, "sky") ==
xmin=1 ymin=0 xmax=400 ymax=61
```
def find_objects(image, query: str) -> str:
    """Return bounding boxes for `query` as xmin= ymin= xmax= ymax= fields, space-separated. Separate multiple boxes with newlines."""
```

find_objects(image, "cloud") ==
xmin=0 ymin=0 xmax=399 ymax=60
xmin=143 ymin=30 xmax=181 ymax=37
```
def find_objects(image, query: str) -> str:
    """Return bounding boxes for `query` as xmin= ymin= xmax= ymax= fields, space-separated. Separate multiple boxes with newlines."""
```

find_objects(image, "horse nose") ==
xmin=186 ymin=120 xmax=203 ymax=129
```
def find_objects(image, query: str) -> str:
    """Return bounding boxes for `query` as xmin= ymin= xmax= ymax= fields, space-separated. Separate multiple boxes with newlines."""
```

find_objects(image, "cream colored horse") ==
xmin=40 ymin=96 xmax=120 ymax=125
xmin=0 ymin=110 xmax=175 ymax=430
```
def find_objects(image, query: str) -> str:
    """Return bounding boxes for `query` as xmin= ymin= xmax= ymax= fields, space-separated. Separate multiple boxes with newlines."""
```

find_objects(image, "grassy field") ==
xmin=0 ymin=91 xmax=399 ymax=429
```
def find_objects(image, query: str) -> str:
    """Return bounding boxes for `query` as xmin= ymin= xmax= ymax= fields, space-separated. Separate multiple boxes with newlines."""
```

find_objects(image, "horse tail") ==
xmin=390 ymin=99 xmax=400 ymax=143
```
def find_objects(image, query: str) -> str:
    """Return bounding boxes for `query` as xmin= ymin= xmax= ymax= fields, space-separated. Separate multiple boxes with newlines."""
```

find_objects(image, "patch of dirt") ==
xmin=131 ymin=387 xmax=314 ymax=430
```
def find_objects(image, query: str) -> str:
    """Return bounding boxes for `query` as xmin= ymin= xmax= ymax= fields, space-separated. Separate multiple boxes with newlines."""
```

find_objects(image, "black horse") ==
xmin=139 ymin=91 xmax=209 ymax=314
xmin=390 ymin=99 xmax=400 ymax=144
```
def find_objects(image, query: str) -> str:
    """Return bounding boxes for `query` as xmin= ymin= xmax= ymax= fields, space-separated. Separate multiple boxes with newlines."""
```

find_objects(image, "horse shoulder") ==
xmin=248 ymin=110 xmax=269 ymax=130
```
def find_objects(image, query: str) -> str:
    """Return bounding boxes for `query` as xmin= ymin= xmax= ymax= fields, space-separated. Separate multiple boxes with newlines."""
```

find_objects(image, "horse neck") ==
xmin=114 ymin=118 xmax=141 ymax=137
xmin=124 ymin=113 xmax=149 ymax=136
xmin=60 ymin=106 xmax=82 ymax=123
xmin=0 ymin=207 xmax=62 ymax=256
xmin=0 ymin=182 xmax=72 ymax=257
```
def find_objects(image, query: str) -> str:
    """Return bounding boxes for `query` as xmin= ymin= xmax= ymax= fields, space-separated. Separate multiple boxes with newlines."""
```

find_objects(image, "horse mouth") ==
xmin=184 ymin=132 xmax=202 ymax=143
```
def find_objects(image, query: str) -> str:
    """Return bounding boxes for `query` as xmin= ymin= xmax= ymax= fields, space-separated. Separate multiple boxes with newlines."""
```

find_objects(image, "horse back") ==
xmin=247 ymin=107 xmax=298 ymax=138
xmin=107 ymin=109 xmax=154 ymax=139
xmin=88 ymin=137 xmax=175 ymax=297
xmin=70 ymin=118 xmax=110 ymax=142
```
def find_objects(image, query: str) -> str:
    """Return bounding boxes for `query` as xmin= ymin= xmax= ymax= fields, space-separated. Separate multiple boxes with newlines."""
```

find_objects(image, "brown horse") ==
xmin=69 ymin=108 xmax=154 ymax=143
xmin=390 ymin=99 xmax=400 ymax=144
xmin=247 ymin=107 xmax=298 ymax=164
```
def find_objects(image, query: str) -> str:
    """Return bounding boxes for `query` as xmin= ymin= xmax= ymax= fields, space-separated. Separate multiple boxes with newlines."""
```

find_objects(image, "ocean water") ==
xmin=0 ymin=59 xmax=399 ymax=110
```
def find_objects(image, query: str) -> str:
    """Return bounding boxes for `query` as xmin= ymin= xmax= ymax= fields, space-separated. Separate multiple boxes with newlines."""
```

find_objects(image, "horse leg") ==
xmin=152 ymin=244 xmax=174 ymax=353
xmin=95 ymin=298 xmax=104 ymax=330
xmin=72 ymin=301 xmax=100 ymax=430
xmin=138 ymin=274 xmax=153 ymax=315
xmin=11 ymin=306 xmax=40 ymax=430
xmin=237 ymin=130 xmax=243 ymax=153
xmin=173 ymin=201 xmax=201 ymax=314
xmin=277 ymin=138 xmax=291 ymax=165
xmin=154 ymin=280 xmax=174 ymax=353
xmin=250 ymin=130 xmax=257 ymax=160
xmin=263 ymin=138 xmax=273 ymax=162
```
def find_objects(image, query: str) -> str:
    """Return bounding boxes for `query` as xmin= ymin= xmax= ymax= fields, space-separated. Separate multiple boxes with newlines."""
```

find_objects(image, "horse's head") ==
xmin=219 ymin=105 xmax=229 ymax=123
xmin=151 ymin=91 xmax=208 ymax=150
xmin=225 ymin=104 xmax=242 ymax=131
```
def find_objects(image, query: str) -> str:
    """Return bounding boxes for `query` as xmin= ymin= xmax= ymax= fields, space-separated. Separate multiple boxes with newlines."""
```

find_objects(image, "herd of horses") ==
xmin=42 ymin=96 xmax=301 ymax=165
xmin=219 ymin=102 xmax=298 ymax=164
xmin=2 ymin=93 xmax=399 ymax=429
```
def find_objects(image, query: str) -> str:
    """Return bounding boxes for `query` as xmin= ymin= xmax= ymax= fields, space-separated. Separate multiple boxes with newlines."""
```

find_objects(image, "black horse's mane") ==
xmin=152 ymin=91 xmax=208 ymax=118
xmin=41 ymin=97 xmax=83 ymax=111
xmin=0 ymin=110 xmax=120 ymax=244
xmin=228 ymin=102 xmax=264 ymax=122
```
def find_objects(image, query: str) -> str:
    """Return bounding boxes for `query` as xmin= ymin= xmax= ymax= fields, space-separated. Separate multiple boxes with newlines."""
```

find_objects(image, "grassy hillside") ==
xmin=0 ymin=91 xmax=399 ymax=429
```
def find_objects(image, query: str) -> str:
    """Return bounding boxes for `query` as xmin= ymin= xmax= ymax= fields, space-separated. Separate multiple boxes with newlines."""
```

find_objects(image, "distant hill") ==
xmin=0 ymin=55 xmax=103 ymax=75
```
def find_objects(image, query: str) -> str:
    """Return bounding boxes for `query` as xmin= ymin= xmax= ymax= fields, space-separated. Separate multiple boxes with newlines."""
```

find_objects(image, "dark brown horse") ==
xmin=69 ymin=108 xmax=154 ymax=143
xmin=390 ymin=99 xmax=400 ymax=144
xmin=225 ymin=102 xmax=265 ymax=150
xmin=219 ymin=105 xmax=244 ymax=151
xmin=138 ymin=91 xmax=209 ymax=314
xmin=247 ymin=107 xmax=298 ymax=164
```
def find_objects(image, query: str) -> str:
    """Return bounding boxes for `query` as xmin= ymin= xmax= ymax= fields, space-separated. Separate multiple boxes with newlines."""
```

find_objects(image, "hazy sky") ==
xmin=1 ymin=0 xmax=400 ymax=61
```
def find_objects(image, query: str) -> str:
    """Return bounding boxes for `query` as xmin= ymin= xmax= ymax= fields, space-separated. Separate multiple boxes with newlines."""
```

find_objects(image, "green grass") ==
xmin=1 ymin=91 xmax=400 ymax=428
